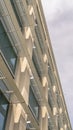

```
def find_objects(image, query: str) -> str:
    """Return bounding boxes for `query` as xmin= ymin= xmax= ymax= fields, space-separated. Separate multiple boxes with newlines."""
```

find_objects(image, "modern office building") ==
xmin=0 ymin=0 xmax=72 ymax=130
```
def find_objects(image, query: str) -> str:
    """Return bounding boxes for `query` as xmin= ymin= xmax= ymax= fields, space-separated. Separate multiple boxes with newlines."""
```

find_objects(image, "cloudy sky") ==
xmin=42 ymin=0 xmax=73 ymax=128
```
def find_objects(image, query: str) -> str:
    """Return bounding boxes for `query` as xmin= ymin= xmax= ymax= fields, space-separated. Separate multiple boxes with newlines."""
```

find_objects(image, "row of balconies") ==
xmin=0 ymin=81 xmax=68 ymax=130
xmin=0 ymin=2 xmax=47 ymax=130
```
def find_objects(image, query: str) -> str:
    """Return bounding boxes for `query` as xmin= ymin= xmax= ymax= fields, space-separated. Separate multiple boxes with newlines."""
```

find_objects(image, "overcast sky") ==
xmin=42 ymin=0 xmax=73 ymax=128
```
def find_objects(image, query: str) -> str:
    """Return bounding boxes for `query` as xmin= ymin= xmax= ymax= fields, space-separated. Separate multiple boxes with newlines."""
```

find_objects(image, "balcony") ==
xmin=56 ymin=93 xmax=63 ymax=109
xmin=48 ymin=118 xmax=54 ymax=130
xmin=48 ymin=90 xmax=54 ymax=112
xmin=0 ymin=57 xmax=39 ymax=130
xmin=62 ymin=112 xmax=67 ymax=125
xmin=10 ymin=0 xmax=28 ymax=30
xmin=35 ymin=24 xmax=45 ymax=54
xmin=36 ymin=5 xmax=46 ymax=41
xmin=0 ymin=1 xmax=24 ymax=57
xmin=32 ymin=55 xmax=41 ymax=81
xmin=48 ymin=64 xmax=55 ymax=86
xmin=32 ymin=45 xmax=44 ymax=81
xmin=58 ymin=115 xmax=64 ymax=130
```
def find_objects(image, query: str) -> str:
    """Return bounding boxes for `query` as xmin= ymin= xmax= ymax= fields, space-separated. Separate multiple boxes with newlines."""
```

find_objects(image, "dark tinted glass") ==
xmin=10 ymin=0 xmax=22 ymax=28
xmin=0 ymin=91 xmax=9 ymax=130
xmin=32 ymin=51 xmax=41 ymax=81
xmin=29 ymin=86 xmax=39 ymax=120
xmin=0 ymin=21 xmax=17 ymax=73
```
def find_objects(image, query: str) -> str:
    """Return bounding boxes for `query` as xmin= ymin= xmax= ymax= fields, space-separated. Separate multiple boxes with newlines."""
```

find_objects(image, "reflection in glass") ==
xmin=0 ymin=113 xmax=5 ymax=130
xmin=0 ymin=21 xmax=17 ymax=73
xmin=0 ymin=91 xmax=9 ymax=130
xmin=29 ymin=86 xmax=39 ymax=120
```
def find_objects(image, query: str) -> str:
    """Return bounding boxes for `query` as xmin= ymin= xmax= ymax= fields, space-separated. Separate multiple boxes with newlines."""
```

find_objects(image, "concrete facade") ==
xmin=0 ymin=0 xmax=72 ymax=130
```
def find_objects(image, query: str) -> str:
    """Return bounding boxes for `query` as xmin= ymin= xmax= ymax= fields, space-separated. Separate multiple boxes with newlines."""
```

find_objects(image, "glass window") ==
xmin=10 ymin=0 xmax=22 ymax=29
xmin=10 ymin=0 xmax=28 ymax=30
xmin=0 ymin=21 xmax=17 ymax=73
xmin=35 ymin=25 xmax=44 ymax=54
xmin=29 ymin=86 xmax=39 ymax=120
xmin=0 ymin=91 xmax=9 ymax=130
xmin=48 ymin=119 xmax=54 ymax=130
xmin=48 ymin=92 xmax=53 ymax=111
xmin=48 ymin=64 xmax=54 ymax=86
xmin=32 ymin=51 xmax=41 ymax=81
xmin=36 ymin=6 xmax=46 ymax=40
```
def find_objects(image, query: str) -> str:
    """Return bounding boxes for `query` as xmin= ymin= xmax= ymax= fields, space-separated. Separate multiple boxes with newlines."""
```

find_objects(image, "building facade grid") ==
xmin=0 ymin=0 xmax=72 ymax=130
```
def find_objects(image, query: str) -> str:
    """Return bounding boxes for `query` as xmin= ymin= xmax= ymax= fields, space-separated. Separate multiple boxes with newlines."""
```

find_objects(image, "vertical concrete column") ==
xmin=64 ymin=124 xmax=67 ymax=130
xmin=25 ymin=27 xmax=34 ymax=58
xmin=25 ymin=37 xmax=34 ymax=59
xmin=14 ymin=113 xmax=27 ymax=130
xmin=39 ymin=107 xmax=42 ymax=130
xmin=15 ymin=57 xmax=30 ymax=105
xmin=21 ymin=68 xmax=30 ymax=105
xmin=43 ymin=53 xmax=48 ymax=73
xmin=41 ymin=106 xmax=48 ymax=130
xmin=19 ymin=118 xmax=26 ymax=130
xmin=42 ymin=76 xmax=48 ymax=101
xmin=14 ymin=111 xmax=26 ymax=130
xmin=28 ymin=5 xmax=36 ymax=26
xmin=13 ymin=105 xmax=27 ymax=130
xmin=42 ymin=114 xmax=48 ymax=130
xmin=5 ymin=104 xmax=16 ymax=130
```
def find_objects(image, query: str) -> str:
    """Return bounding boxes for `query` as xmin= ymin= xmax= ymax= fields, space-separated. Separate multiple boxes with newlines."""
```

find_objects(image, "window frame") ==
xmin=29 ymin=86 xmax=40 ymax=121
xmin=0 ymin=21 xmax=18 ymax=76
